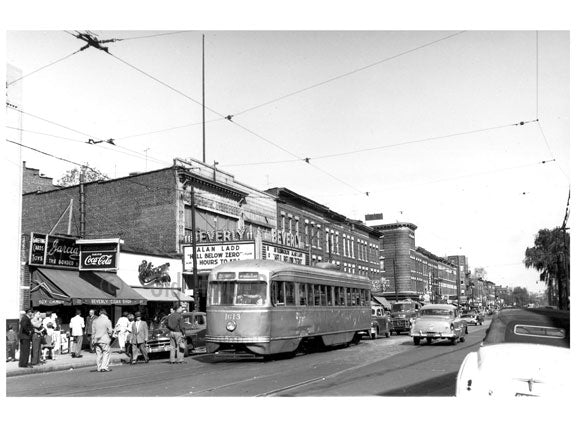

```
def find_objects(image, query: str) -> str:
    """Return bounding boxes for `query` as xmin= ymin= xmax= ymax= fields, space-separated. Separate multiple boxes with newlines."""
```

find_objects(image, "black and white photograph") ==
xmin=2 ymin=1 xmax=573 ymax=423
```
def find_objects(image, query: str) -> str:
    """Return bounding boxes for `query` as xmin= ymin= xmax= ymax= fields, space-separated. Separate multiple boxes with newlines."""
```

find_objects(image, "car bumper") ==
xmin=410 ymin=331 xmax=458 ymax=338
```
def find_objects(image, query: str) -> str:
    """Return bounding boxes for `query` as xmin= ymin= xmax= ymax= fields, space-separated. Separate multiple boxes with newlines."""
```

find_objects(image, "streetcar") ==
xmin=206 ymin=259 xmax=372 ymax=357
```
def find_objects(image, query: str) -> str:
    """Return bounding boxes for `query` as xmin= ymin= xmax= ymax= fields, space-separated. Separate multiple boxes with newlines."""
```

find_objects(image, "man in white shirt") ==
xmin=115 ymin=312 xmax=130 ymax=353
xmin=69 ymin=309 xmax=85 ymax=358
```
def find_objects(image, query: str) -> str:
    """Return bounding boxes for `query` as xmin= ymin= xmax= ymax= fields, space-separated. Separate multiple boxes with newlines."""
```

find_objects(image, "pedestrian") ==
xmin=85 ymin=309 xmax=96 ymax=353
xmin=6 ymin=325 xmax=18 ymax=362
xmin=130 ymin=312 xmax=149 ymax=364
xmin=166 ymin=305 xmax=186 ymax=364
xmin=18 ymin=309 xmax=34 ymax=368
xmin=69 ymin=309 xmax=85 ymax=358
xmin=91 ymin=308 xmax=114 ymax=372
xmin=125 ymin=313 xmax=135 ymax=359
xmin=114 ymin=312 xmax=130 ymax=353
xmin=30 ymin=311 xmax=45 ymax=365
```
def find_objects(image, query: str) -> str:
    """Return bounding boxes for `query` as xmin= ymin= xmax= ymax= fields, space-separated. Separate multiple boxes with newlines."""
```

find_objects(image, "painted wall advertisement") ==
xmin=183 ymin=241 xmax=256 ymax=271
xmin=262 ymin=243 xmax=307 ymax=265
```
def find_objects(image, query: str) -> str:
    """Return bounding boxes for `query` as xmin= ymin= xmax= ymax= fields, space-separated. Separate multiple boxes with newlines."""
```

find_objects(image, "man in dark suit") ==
xmin=18 ymin=309 xmax=33 ymax=368
xmin=130 ymin=312 xmax=149 ymax=364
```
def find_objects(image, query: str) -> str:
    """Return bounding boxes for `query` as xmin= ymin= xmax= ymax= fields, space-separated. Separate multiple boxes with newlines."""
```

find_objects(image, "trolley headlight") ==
xmin=226 ymin=320 xmax=237 ymax=332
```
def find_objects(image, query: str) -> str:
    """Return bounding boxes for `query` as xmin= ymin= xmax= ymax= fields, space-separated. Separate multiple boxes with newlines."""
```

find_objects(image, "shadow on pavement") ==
xmin=377 ymin=371 xmax=458 ymax=396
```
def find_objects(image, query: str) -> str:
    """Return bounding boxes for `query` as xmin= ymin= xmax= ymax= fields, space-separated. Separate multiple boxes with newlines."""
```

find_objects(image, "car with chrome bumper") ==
xmin=456 ymin=307 xmax=570 ymax=397
xmin=410 ymin=304 xmax=467 ymax=345
xmin=146 ymin=311 xmax=207 ymax=357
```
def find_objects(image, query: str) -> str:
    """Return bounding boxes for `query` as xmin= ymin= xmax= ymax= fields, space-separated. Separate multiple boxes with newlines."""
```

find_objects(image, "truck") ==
xmin=389 ymin=299 xmax=421 ymax=335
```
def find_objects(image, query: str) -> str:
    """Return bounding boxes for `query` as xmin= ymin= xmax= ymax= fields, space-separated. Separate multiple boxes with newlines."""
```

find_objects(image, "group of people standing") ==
xmin=15 ymin=309 xmax=59 ymax=368
xmin=15 ymin=304 xmax=189 ymax=371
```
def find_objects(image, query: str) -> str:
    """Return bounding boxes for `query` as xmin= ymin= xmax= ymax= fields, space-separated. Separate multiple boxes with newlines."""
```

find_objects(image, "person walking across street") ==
xmin=70 ymin=309 xmax=85 ymax=358
xmin=85 ymin=309 xmax=96 ymax=353
xmin=30 ymin=311 xmax=45 ymax=365
xmin=125 ymin=313 xmax=135 ymax=360
xmin=114 ymin=312 xmax=130 ymax=354
xmin=18 ymin=309 xmax=34 ymax=368
xmin=130 ymin=312 xmax=149 ymax=364
xmin=91 ymin=308 xmax=114 ymax=372
xmin=167 ymin=305 xmax=185 ymax=364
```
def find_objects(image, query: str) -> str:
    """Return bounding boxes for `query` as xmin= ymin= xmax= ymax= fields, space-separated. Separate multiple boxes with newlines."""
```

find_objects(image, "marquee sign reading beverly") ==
xmin=29 ymin=233 xmax=79 ymax=268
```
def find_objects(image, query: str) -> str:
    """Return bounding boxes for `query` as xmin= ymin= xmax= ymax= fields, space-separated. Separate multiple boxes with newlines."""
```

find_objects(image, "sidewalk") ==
xmin=6 ymin=349 xmax=130 ymax=378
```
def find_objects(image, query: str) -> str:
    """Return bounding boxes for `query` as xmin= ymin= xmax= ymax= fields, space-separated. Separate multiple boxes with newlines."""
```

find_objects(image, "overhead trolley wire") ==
xmin=6 ymin=104 xmax=171 ymax=167
xmin=221 ymin=119 xmax=538 ymax=167
xmin=6 ymin=47 xmax=83 ymax=86
xmin=230 ymin=31 xmax=467 ymax=117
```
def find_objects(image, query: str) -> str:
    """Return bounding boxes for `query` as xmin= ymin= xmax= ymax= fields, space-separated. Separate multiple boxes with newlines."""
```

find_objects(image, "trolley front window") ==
xmin=209 ymin=281 xmax=267 ymax=306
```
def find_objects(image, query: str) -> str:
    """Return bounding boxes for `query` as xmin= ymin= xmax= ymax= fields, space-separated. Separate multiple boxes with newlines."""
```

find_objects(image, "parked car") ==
xmin=410 ymin=304 xmax=467 ymax=345
xmin=461 ymin=312 xmax=483 ymax=326
xmin=367 ymin=303 xmax=391 ymax=339
xmin=146 ymin=311 xmax=207 ymax=357
xmin=456 ymin=307 xmax=570 ymax=397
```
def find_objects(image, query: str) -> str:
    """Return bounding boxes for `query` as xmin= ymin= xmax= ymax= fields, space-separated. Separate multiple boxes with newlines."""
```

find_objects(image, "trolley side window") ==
xmin=298 ymin=283 xmax=308 ymax=306
xmin=307 ymin=283 xmax=314 ymax=306
xmin=327 ymin=286 xmax=334 ymax=306
xmin=346 ymin=288 xmax=353 ymax=306
xmin=271 ymin=281 xmax=285 ymax=306
xmin=360 ymin=289 xmax=366 ymax=306
xmin=313 ymin=284 xmax=321 ymax=306
xmin=285 ymin=282 xmax=296 ymax=306
xmin=334 ymin=287 xmax=341 ymax=306
xmin=208 ymin=282 xmax=235 ymax=306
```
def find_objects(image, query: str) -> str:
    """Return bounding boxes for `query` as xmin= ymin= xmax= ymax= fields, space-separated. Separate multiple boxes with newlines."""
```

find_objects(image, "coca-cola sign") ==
xmin=79 ymin=241 xmax=120 ymax=271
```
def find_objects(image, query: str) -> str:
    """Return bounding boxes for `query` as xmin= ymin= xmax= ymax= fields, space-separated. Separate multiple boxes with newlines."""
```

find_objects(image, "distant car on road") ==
xmin=410 ymin=304 xmax=467 ymax=345
xmin=146 ymin=311 xmax=206 ymax=357
xmin=456 ymin=307 xmax=570 ymax=397
xmin=461 ymin=312 xmax=483 ymax=326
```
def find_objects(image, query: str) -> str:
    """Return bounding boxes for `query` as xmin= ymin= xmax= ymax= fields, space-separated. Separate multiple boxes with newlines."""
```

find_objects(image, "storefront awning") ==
xmin=372 ymin=295 xmax=392 ymax=310
xmin=30 ymin=275 xmax=71 ymax=306
xmin=33 ymin=268 xmax=146 ymax=306
xmin=131 ymin=287 xmax=194 ymax=302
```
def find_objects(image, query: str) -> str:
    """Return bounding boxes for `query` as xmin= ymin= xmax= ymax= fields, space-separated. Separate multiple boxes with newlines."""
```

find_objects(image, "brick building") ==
xmin=447 ymin=255 xmax=469 ymax=304
xmin=265 ymin=187 xmax=381 ymax=279
xmin=20 ymin=157 xmax=280 ymax=316
xmin=373 ymin=222 xmax=457 ymax=303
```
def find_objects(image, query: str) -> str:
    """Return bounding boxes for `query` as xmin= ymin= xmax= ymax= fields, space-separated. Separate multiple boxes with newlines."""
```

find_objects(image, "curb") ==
xmin=6 ymin=356 xmax=128 ymax=378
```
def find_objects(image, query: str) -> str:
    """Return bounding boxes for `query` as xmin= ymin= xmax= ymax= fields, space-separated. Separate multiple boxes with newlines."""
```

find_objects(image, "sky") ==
xmin=3 ymin=8 xmax=572 ymax=295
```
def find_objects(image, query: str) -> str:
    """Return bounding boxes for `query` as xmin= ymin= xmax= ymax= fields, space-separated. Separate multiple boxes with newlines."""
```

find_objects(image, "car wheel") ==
xmin=385 ymin=331 xmax=390 ymax=338
xmin=450 ymin=337 xmax=457 ymax=345
xmin=426 ymin=337 xmax=432 ymax=345
xmin=413 ymin=337 xmax=420 ymax=345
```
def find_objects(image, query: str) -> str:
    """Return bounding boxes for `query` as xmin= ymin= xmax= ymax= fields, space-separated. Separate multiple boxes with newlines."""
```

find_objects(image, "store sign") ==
xmin=79 ymin=241 xmax=120 ymax=271
xmin=183 ymin=241 xmax=256 ymax=271
xmin=80 ymin=251 xmax=118 ymax=270
xmin=29 ymin=233 xmax=79 ymax=268
xmin=262 ymin=229 xmax=302 ymax=248
xmin=262 ymin=243 xmax=307 ymax=265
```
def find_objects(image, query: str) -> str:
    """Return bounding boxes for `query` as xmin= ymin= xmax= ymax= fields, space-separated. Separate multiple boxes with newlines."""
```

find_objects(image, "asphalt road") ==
xmin=6 ymin=321 xmax=489 ymax=397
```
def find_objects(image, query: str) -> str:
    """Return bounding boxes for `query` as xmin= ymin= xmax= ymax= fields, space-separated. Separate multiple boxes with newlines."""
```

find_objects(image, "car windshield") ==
xmin=392 ymin=303 xmax=410 ymax=312
xmin=420 ymin=309 xmax=453 ymax=317
xmin=208 ymin=281 xmax=267 ymax=306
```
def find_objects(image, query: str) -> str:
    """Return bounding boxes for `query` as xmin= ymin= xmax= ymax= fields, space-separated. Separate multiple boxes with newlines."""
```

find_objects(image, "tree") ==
xmin=524 ymin=227 xmax=570 ymax=310
xmin=511 ymin=286 xmax=529 ymax=307
xmin=57 ymin=165 xmax=108 ymax=187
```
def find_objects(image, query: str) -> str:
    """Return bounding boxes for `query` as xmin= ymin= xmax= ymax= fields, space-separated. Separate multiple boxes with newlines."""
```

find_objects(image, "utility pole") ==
xmin=79 ymin=165 xmax=86 ymax=238
xmin=202 ymin=34 xmax=206 ymax=163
